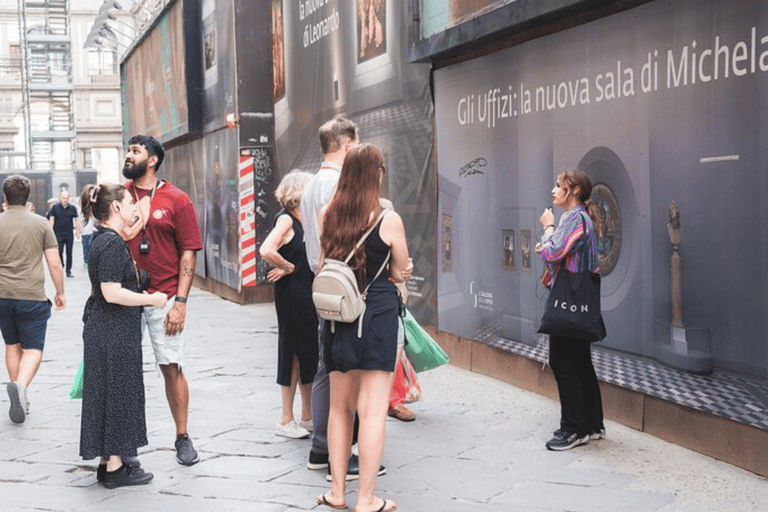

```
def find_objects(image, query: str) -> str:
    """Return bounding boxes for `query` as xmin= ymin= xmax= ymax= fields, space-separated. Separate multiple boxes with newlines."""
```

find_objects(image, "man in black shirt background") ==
xmin=48 ymin=190 xmax=80 ymax=278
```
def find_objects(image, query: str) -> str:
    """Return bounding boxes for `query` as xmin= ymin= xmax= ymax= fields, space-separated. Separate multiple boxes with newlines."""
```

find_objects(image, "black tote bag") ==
xmin=537 ymin=216 xmax=606 ymax=342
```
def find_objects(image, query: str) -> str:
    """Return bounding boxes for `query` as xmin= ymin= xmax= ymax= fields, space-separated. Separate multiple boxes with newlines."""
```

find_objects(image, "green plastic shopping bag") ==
xmin=69 ymin=359 xmax=84 ymax=399
xmin=403 ymin=308 xmax=449 ymax=373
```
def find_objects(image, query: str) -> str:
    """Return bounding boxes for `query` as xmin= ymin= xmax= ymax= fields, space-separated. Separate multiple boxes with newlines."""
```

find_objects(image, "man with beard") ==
xmin=122 ymin=135 xmax=203 ymax=466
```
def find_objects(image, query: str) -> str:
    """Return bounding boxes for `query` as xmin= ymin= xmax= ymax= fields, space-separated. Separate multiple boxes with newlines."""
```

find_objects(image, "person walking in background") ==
xmin=78 ymin=183 xmax=167 ymax=488
xmin=0 ymin=174 xmax=66 ymax=424
xmin=48 ymin=190 xmax=80 ymax=278
xmin=80 ymin=198 xmax=96 ymax=267
xmin=122 ymin=134 xmax=204 ymax=466
xmin=259 ymin=170 xmax=318 ymax=439
xmin=536 ymin=168 xmax=605 ymax=451
xmin=316 ymin=143 xmax=411 ymax=512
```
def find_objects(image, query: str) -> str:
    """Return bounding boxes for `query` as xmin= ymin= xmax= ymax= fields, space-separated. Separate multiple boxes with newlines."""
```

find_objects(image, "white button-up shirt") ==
xmin=300 ymin=161 xmax=342 ymax=274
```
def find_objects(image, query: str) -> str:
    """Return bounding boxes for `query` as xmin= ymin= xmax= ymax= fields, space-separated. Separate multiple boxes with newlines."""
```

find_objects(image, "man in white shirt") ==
xmin=300 ymin=117 xmax=367 ymax=477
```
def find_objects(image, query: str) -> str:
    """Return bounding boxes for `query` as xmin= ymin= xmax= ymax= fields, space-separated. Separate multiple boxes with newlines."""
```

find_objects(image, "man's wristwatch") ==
xmin=175 ymin=296 xmax=187 ymax=303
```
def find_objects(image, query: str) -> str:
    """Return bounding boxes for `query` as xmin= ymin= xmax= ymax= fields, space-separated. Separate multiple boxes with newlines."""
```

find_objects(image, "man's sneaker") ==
xmin=275 ymin=421 xmax=310 ymax=439
xmin=589 ymin=428 xmax=606 ymax=440
xmin=7 ymin=382 xmax=27 ymax=424
xmin=307 ymin=450 xmax=329 ymax=470
xmin=175 ymin=434 xmax=200 ymax=466
xmin=326 ymin=454 xmax=387 ymax=482
xmin=546 ymin=430 xmax=589 ymax=451
xmin=102 ymin=464 xmax=153 ymax=489
xmin=554 ymin=427 xmax=605 ymax=440
xmin=298 ymin=419 xmax=313 ymax=432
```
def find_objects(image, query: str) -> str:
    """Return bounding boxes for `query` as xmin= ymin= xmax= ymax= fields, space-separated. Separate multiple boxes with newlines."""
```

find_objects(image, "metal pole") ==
xmin=17 ymin=0 xmax=32 ymax=169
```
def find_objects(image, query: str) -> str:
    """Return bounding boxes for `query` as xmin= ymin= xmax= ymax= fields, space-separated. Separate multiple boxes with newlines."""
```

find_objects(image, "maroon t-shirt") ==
xmin=126 ymin=181 xmax=202 ymax=297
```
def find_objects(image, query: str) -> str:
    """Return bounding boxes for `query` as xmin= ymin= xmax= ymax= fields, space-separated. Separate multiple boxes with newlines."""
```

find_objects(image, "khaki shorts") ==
xmin=142 ymin=296 xmax=185 ymax=368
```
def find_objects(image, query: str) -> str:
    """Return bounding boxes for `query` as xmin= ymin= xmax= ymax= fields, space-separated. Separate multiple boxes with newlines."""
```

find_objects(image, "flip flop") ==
xmin=355 ymin=498 xmax=397 ymax=512
xmin=375 ymin=499 xmax=397 ymax=512
xmin=317 ymin=492 xmax=348 ymax=510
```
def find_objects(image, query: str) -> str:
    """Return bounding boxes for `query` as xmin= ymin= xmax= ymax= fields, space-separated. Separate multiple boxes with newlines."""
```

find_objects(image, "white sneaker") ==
xmin=275 ymin=421 xmax=310 ymax=439
xmin=7 ymin=382 xmax=27 ymax=424
xmin=589 ymin=428 xmax=606 ymax=440
xmin=298 ymin=419 xmax=313 ymax=433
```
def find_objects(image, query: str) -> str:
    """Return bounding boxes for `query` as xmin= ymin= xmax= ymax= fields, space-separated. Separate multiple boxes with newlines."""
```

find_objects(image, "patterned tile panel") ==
xmin=475 ymin=322 xmax=768 ymax=431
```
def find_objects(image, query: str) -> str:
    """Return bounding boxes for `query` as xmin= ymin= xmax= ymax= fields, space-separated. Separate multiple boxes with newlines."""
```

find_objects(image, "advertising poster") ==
xmin=420 ymin=0 xmax=514 ymax=38
xmin=272 ymin=0 xmax=437 ymax=323
xmin=272 ymin=0 xmax=286 ymax=101
xmin=161 ymin=140 xmax=207 ymax=277
xmin=201 ymin=0 xmax=237 ymax=132
xmin=121 ymin=0 xmax=189 ymax=143
xmin=434 ymin=0 xmax=768 ymax=376
xmin=204 ymin=130 xmax=241 ymax=289
xmin=235 ymin=0 xmax=274 ymax=148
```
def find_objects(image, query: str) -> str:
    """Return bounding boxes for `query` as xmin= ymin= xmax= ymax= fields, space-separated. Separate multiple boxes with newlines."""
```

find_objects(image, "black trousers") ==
xmin=57 ymin=234 xmax=74 ymax=275
xmin=548 ymin=336 xmax=604 ymax=435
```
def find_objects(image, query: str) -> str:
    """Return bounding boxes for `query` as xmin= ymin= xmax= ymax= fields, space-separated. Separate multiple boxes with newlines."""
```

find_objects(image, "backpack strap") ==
xmin=362 ymin=250 xmax=390 ymax=298
xmin=345 ymin=207 xmax=392 ymax=338
xmin=357 ymin=208 xmax=392 ymax=295
xmin=344 ymin=207 xmax=392 ymax=264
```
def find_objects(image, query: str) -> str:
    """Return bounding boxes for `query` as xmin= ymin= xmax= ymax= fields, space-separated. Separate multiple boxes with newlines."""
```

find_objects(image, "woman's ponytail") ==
xmin=79 ymin=183 xmax=127 ymax=224
xmin=584 ymin=199 xmax=603 ymax=238
xmin=561 ymin=168 xmax=603 ymax=237
xmin=79 ymin=184 xmax=95 ymax=224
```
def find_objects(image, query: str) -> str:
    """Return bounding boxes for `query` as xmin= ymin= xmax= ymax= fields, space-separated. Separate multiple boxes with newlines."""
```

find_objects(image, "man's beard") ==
xmin=123 ymin=159 xmax=148 ymax=180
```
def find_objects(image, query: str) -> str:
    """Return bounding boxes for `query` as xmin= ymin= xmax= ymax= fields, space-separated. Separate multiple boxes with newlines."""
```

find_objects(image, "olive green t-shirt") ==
xmin=0 ymin=205 xmax=59 ymax=301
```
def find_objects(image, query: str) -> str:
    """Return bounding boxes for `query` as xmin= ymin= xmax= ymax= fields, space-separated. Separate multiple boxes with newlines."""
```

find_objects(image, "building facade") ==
xmin=0 ymin=0 xmax=151 ymax=209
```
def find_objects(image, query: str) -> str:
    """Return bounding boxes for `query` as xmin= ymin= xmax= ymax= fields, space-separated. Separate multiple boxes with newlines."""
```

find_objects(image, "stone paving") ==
xmin=1 ymin=244 xmax=767 ymax=511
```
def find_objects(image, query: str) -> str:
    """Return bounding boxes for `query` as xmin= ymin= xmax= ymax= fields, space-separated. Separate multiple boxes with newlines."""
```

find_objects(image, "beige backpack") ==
xmin=312 ymin=207 xmax=391 ymax=338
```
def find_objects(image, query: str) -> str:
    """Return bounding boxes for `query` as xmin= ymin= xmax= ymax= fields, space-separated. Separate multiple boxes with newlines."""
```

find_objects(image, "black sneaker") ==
xmin=546 ymin=430 xmax=588 ymax=451
xmin=326 ymin=454 xmax=387 ymax=482
xmin=97 ymin=457 xmax=142 ymax=482
xmin=175 ymin=434 xmax=200 ymax=466
xmin=102 ymin=464 xmax=153 ymax=489
xmin=307 ymin=449 xmax=329 ymax=470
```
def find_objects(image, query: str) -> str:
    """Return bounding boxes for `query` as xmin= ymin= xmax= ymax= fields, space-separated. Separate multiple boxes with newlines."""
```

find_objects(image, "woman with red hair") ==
xmin=316 ymin=143 xmax=410 ymax=512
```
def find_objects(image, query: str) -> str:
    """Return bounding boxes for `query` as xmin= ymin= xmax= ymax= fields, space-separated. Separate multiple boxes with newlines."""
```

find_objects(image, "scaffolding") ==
xmin=17 ymin=0 xmax=75 ymax=171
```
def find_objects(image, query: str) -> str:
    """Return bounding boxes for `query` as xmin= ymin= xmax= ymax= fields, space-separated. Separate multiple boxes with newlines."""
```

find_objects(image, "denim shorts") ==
xmin=141 ymin=296 xmax=185 ymax=368
xmin=0 ymin=298 xmax=52 ymax=351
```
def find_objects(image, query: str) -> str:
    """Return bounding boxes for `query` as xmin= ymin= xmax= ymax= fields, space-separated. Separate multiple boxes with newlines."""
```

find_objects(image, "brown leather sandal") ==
xmin=387 ymin=404 xmax=416 ymax=422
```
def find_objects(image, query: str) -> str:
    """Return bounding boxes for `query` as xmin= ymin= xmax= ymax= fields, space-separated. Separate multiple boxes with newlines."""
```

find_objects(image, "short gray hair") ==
xmin=275 ymin=169 xmax=312 ymax=210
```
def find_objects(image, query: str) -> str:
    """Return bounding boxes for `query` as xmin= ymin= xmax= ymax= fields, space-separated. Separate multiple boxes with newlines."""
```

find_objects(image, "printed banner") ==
xmin=434 ymin=0 xmax=768 ymax=376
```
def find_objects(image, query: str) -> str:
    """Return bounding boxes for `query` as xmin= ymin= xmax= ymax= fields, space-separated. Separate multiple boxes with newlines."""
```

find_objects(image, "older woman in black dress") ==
xmin=260 ymin=170 xmax=318 ymax=439
xmin=79 ymin=183 xmax=167 ymax=488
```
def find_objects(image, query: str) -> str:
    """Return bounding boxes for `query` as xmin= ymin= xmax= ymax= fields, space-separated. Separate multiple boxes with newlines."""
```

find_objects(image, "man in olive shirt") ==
xmin=0 ymin=175 xmax=66 ymax=424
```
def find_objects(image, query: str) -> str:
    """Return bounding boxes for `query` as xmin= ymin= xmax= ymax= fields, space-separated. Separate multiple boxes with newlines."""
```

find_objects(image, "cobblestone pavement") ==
xmin=1 ymin=244 xmax=767 ymax=511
